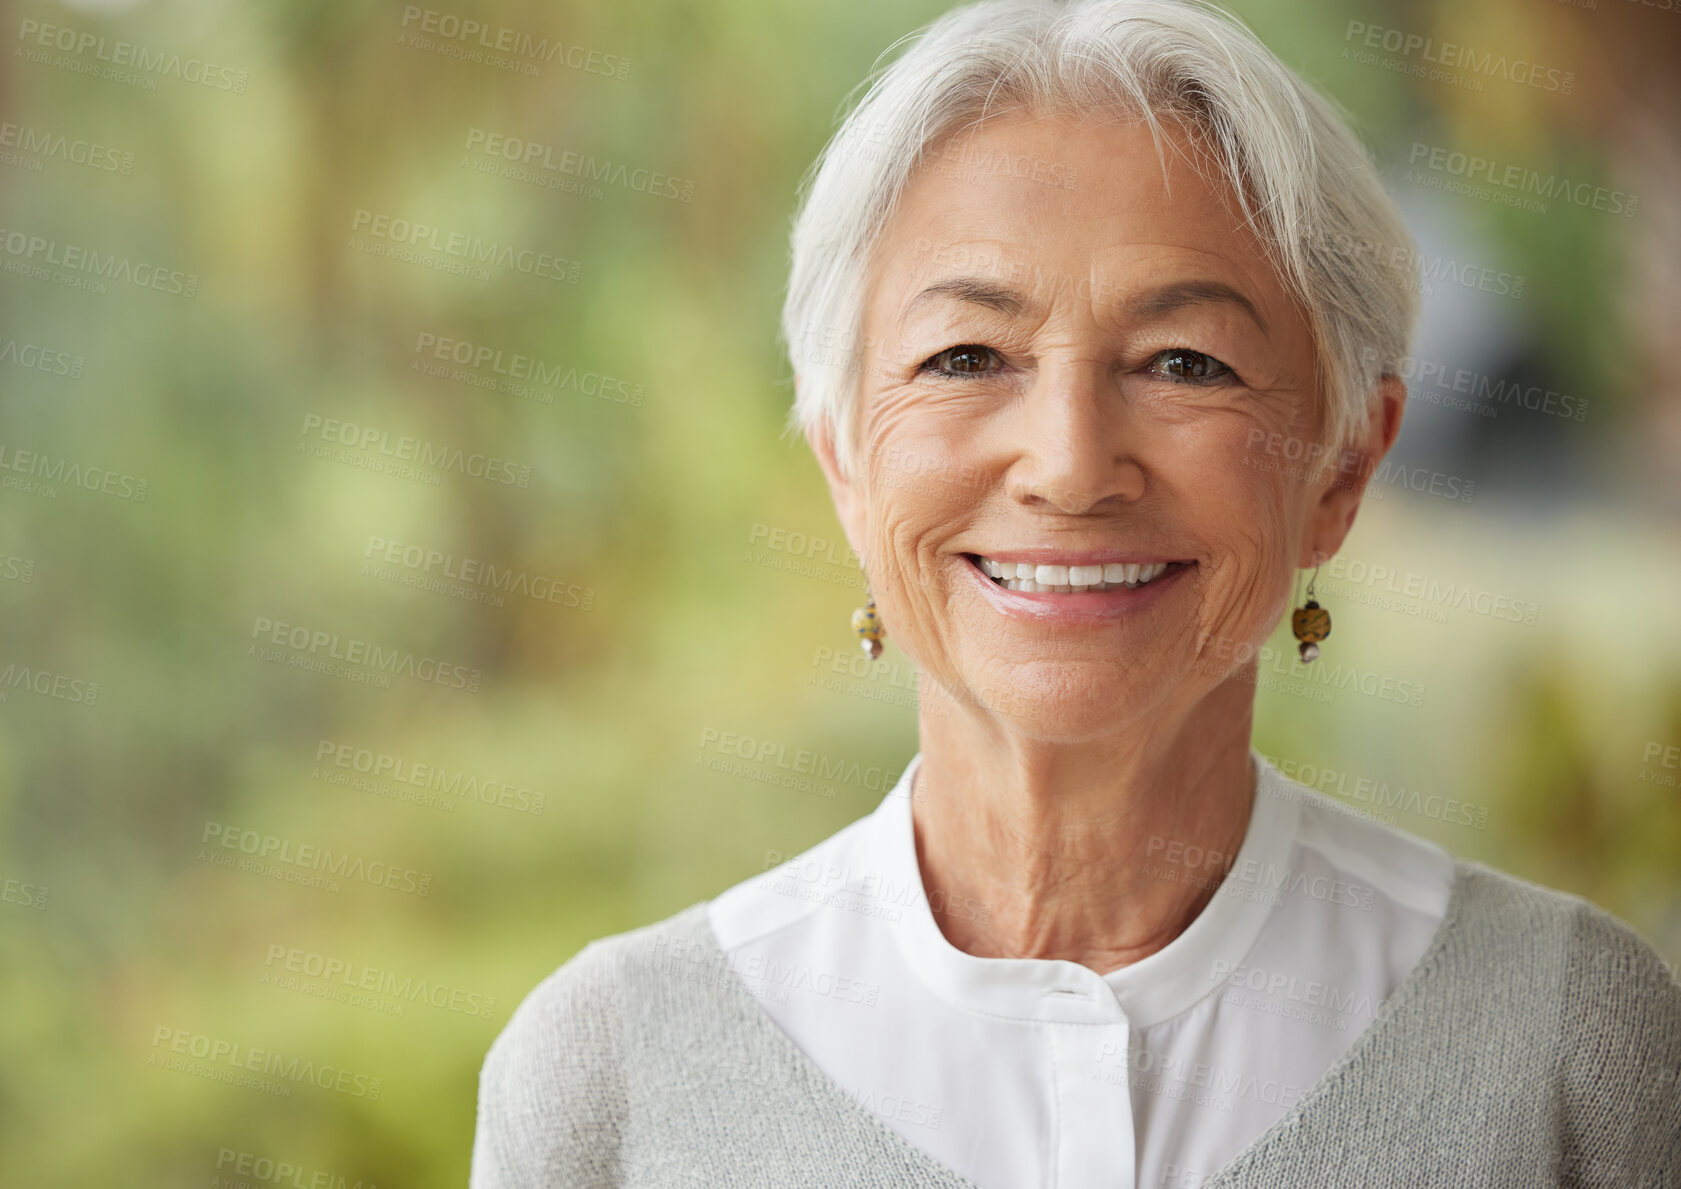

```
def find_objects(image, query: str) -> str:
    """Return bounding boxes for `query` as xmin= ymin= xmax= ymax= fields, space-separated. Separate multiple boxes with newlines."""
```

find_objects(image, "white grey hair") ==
xmin=780 ymin=0 xmax=1419 ymax=482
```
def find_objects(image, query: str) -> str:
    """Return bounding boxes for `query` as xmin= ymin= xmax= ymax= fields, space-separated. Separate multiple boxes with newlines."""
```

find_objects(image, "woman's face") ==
xmin=815 ymin=109 xmax=1389 ymax=742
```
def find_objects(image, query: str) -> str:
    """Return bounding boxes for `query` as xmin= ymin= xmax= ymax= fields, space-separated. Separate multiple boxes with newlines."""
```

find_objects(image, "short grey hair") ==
xmin=780 ymin=0 xmax=1419 ymax=482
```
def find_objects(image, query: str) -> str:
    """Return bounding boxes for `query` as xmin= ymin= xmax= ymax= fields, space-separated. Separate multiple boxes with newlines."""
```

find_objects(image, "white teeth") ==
xmin=973 ymin=554 xmax=1174 ymax=593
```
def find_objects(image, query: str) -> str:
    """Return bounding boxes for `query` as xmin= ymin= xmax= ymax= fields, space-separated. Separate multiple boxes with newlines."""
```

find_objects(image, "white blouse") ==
xmin=707 ymin=748 xmax=1454 ymax=1189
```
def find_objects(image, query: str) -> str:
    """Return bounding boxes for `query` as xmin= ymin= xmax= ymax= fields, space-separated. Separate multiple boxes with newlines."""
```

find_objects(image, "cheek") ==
xmin=860 ymin=511 xmax=955 ymax=680
xmin=859 ymin=387 xmax=983 ymax=566
xmin=858 ymin=444 xmax=968 ymax=661
xmin=860 ymin=383 xmax=990 ymax=479
xmin=857 ymin=402 xmax=1017 ymax=683
xmin=1165 ymin=424 xmax=1306 ymax=644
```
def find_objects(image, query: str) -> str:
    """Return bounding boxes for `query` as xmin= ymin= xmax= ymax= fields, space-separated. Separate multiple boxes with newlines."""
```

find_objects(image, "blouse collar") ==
xmin=870 ymin=747 xmax=1302 ymax=1028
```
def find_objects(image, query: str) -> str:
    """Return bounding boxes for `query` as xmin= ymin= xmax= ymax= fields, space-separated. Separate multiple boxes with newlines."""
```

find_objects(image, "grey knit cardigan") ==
xmin=468 ymin=859 xmax=1681 ymax=1187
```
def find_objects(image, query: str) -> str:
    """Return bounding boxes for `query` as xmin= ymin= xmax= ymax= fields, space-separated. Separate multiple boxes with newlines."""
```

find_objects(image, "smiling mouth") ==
xmin=963 ymin=553 xmax=1188 ymax=593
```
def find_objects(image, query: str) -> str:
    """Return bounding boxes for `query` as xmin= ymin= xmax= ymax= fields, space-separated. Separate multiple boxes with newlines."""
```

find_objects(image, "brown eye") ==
xmin=921 ymin=345 xmax=1000 ymax=378
xmin=1150 ymin=348 xmax=1232 ymax=384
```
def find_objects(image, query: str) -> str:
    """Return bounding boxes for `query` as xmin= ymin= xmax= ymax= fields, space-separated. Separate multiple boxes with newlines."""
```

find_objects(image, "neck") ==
xmin=910 ymin=677 xmax=1257 ymax=973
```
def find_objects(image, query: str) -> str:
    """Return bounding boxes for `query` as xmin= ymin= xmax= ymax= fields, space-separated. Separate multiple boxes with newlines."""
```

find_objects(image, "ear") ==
xmin=1299 ymin=373 xmax=1405 ymax=568
xmin=802 ymin=382 xmax=867 ymax=565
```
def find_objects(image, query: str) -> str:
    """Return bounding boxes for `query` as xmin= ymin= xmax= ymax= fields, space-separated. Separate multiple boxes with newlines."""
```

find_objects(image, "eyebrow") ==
xmin=903 ymin=276 xmax=1030 ymax=319
xmin=901 ymin=276 xmax=1268 ymax=333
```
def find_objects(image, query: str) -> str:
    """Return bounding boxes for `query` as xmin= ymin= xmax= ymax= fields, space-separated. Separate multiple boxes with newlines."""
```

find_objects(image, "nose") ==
xmin=1007 ymin=361 xmax=1146 ymax=514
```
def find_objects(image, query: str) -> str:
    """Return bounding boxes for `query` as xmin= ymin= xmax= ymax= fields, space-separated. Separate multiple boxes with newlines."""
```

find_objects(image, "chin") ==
xmin=932 ymin=659 xmax=1177 ymax=742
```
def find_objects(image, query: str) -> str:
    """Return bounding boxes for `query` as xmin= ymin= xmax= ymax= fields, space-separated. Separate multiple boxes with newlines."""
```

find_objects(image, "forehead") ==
xmin=866 ymin=109 xmax=1284 ymax=323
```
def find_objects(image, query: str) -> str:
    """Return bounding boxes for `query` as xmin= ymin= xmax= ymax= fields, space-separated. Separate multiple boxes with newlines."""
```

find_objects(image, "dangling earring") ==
xmin=851 ymin=585 xmax=886 ymax=661
xmin=1291 ymin=565 xmax=1330 ymax=663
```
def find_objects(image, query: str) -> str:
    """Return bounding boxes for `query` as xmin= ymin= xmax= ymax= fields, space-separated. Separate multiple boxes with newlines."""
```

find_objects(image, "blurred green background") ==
xmin=1 ymin=0 xmax=1677 ymax=1183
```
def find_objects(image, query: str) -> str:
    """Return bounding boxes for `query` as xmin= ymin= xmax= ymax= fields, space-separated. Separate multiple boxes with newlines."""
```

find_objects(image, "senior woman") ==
xmin=470 ymin=1 xmax=1681 ymax=1185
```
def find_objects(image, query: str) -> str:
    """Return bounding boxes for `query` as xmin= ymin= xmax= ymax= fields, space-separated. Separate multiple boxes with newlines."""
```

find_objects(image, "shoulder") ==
xmin=1443 ymin=860 xmax=1681 ymax=1181
xmin=707 ymin=806 xmax=883 ymax=950
xmin=1445 ymin=857 xmax=1679 ymax=997
xmin=1261 ymin=756 xmax=1456 ymax=920
xmin=1427 ymin=857 xmax=1681 ymax=1029
xmin=468 ymin=901 xmax=716 ymax=1189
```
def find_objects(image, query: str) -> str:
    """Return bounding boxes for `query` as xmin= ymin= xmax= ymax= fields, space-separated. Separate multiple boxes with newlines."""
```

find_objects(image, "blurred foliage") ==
xmin=0 ymin=0 xmax=1675 ymax=1184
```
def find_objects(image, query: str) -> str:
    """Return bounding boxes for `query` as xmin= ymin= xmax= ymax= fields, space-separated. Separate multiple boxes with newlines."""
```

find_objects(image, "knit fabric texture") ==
xmin=468 ymin=859 xmax=1681 ymax=1188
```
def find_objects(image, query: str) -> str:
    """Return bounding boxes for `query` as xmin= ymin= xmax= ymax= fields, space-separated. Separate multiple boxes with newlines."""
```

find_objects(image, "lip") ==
xmin=959 ymin=553 xmax=1192 ymax=623
xmin=964 ymin=547 xmax=1176 ymax=567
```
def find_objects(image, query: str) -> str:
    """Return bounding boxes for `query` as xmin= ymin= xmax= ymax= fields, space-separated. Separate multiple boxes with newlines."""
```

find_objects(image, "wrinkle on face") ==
xmin=845 ymin=106 xmax=1328 ymax=741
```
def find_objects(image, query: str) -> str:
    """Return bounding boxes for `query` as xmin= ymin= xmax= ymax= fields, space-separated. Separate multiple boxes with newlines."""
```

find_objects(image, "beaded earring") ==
xmin=1291 ymin=565 xmax=1331 ymax=663
xmin=852 ymin=588 xmax=886 ymax=660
